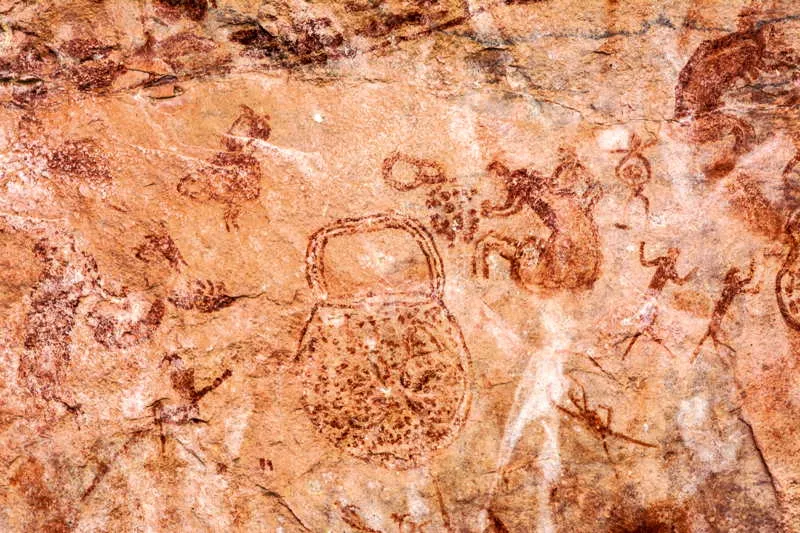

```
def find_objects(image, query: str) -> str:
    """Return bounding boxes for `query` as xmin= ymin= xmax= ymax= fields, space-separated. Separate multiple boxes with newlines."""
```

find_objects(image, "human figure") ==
xmin=692 ymin=259 xmax=760 ymax=362
xmin=613 ymin=133 xmax=655 ymax=220
xmin=152 ymin=355 xmax=232 ymax=450
xmin=475 ymin=149 xmax=603 ymax=291
xmin=81 ymin=355 xmax=232 ymax=501
xmin=617 ymin=242 xmax=697 ymax=359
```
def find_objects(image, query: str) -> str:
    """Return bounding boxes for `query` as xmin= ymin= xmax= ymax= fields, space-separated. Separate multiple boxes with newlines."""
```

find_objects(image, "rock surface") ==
xmin=1 ymin=0 xmax=800 ymax=531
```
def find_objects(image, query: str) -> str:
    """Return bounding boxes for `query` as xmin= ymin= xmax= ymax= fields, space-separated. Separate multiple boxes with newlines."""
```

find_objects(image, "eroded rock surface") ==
xmin=1 ymin=0 xmax=800 ymax=531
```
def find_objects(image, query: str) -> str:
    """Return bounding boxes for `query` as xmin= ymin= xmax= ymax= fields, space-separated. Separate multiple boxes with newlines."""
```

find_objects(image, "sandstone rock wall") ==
xmin=1 ymin=1 xmax=800 ymax=531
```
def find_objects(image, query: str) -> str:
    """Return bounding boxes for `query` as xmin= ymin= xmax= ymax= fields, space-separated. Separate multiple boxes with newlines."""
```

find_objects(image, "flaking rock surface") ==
xmin=1 ymin=0 xmax=800 ymax=531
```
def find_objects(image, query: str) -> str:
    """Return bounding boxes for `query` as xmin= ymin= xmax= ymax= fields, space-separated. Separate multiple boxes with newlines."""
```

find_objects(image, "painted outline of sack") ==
xmin=297 ymin=213 xmax=472 ymax=470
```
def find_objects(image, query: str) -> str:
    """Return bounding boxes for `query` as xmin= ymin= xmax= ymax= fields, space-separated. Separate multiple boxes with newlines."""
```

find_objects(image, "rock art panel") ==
xmin=296 ymin=214 xmax=471 ymax=470
xmin=1 ymin=0 xmax=800 ymax=532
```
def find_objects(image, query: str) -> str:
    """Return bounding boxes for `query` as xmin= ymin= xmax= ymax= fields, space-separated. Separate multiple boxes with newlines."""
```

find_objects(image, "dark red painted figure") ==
xmin=475 ymin=149 xmax=603 ymax=292
xmin=616 ymin=242 xmax=697 ymax=359
xmin=693 ymin=259 xmax=759 ymax=362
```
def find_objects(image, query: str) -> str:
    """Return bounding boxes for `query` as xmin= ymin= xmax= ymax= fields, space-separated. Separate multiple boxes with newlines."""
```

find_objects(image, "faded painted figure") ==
xmin=675 ymin=4 xmax=800 ymax=181
xmin=177 ymin=105 xmax=269 ymax=231
xmin=776 ymin=209 xmax=800 ymax=331
xmin=617 ymin=242 xmax=697 ymax=359
xmin=474 ymin=149 xmax=603 ymax=291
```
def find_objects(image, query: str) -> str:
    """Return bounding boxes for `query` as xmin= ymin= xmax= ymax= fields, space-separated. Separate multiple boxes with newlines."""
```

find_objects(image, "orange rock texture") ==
xmin=1 ymin=0 xmax=800 ymax=531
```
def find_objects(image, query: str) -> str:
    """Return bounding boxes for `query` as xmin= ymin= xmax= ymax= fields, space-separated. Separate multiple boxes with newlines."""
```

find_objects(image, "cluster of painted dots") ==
xmin=301 ymin=303 xmax=468 ymax=469
xmin=425 ymin=185 xmax=480 ymax=246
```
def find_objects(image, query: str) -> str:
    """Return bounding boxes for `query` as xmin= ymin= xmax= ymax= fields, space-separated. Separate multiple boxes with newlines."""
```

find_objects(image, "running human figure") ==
xmin=692 ymin=258 xmax=760 ymax=363
xmin=617 ymin=242 xmax=697 ymax=359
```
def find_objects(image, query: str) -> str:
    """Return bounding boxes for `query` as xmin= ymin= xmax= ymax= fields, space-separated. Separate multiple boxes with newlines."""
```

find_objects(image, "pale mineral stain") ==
xmin=447 ymin=103 xmax=482 ymax=171
xmin=406 ymin=477 xmax=430 ymax=522
xmin=597 ymin=127 xmax=630 ymax=152
xmin=486 ymin=298 xmax=567 ymax=532
xmin=121 ymin=381 xmax=151 ymax=418
xmin=677 ymin=395 xmax=740 ymax=476
xmin=224 ymin=401 xmax=253 ymax=457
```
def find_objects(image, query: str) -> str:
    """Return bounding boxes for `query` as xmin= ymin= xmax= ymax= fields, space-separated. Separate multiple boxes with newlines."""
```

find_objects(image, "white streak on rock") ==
xmin=224 ymin=400 xmax=253 ymax=457
xmin=485 ymin=299 xmax=568 ymax=533
xmin=597 ymin=127 xmax=630 ymax=151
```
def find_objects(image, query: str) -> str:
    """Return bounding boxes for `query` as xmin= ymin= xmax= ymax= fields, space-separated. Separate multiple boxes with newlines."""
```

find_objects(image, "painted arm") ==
xmin=582 ymin=182 xmax=603 ymax=211
xmin=744 ymin=278 xmax=762 ymax=294
xmin=639 ymin=242 xmax=656 ymax=267
xmin=741 ymin=257 xmax=760 ymax=292
xmin=482 ymin=161 xmax=523 ymax=217
xmin=194 ymin=369 xmax=232 ymax=401
xmin=677 ymin=267 xmax=698 ymax=285
xmin=481 ymin=195 xmax=522 ymax=218
xmin=744 ymin=283 xmax=761 ymax=295
xmin=745 ymin=257 xmax=757 ymax=280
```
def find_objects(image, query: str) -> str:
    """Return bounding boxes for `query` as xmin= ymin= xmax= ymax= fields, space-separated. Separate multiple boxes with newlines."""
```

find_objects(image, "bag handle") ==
xmin=306 ymin=213 xmax=445 ymax=303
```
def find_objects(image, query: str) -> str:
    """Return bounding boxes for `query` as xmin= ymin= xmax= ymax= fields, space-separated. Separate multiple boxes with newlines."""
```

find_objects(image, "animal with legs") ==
xmin=693 ymin=258 xmax=760 ymax=362
xmin=473 ymin=150 xmax=603 ymax=291
xmin=674 ymin=10 xmax=763 ymax=180
xmin=617 ymin=242 xmax=697 ymax=359
xmin=555 ymin=375 xmax=656 ymax=463
xmin=177 ymin=151 xmax=261 ymax=231
xmin=177 ymin=106 xmax=268 ymax=231
xmin=675 ymin=4 xmax=800 ymax=180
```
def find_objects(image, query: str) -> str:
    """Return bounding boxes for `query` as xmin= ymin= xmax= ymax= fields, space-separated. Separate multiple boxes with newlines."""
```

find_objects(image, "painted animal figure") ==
xmin=674 ymin=6 xmax=800 ymax=180
xmin=178 ymin=105 xmax=268 ymax=230
xmin=474 ymin=150 xmax=603 ymax=291
xmin=675 ymin=23 xmax=766 ymax=120
xmin=555 ymin=376 xmax=656 ymax=463
xmin=177 ymin=151 xmax=261 ymax=231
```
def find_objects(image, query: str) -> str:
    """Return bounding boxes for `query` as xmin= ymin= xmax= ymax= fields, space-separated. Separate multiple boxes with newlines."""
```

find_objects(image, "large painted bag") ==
xmin=297 ymin=213 xmax=471 ymax=470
